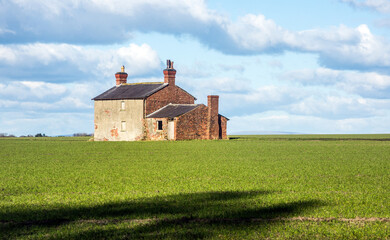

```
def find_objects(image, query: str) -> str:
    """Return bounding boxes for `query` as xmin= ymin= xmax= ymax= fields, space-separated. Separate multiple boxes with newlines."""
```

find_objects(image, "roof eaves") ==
xmin=91 ymin=86 xmax=116 ymax=100
xmin=176 ymin=104 xmax=203 ymax=118
xmin=219 ymin=114 xmax=230 ymax=121
xmin=146 ymin=103 xmax=172 ymax=118
xmin=146 ymin=104 xmax=201 ymax=118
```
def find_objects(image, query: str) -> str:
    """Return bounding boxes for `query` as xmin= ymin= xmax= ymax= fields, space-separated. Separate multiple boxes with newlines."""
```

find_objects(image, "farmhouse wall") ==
xmin=175 ymin=105 xmax=209 ymax=140
xmin=94 ymin=99 xmax=144 ymax=141
xmin=208 ymin=95 xmax=219 ymax=140
xmin=145 ymin=118 xmax=169 ymax=141
xmin=145 ymin=86 xmax=195 ymax=115
xmin=219 ymin=115 xmax=228 ymax=140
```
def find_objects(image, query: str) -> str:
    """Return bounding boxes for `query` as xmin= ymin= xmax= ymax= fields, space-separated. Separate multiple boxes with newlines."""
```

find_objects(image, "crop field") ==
xmin=1 ymin=135 xmax=390 ymax=239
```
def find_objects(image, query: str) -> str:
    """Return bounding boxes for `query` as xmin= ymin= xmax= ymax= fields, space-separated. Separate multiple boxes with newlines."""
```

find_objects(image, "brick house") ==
xmin=92 ymin=60 xmax=228 ymax=141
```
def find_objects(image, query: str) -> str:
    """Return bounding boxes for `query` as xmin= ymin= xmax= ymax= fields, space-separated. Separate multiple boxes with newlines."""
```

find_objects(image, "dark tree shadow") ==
xmin=0 ymin=190 xmax=323 ymax=239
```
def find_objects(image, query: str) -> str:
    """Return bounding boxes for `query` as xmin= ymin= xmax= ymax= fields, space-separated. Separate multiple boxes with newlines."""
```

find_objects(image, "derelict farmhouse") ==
xmin=92 ymin=60 xmax=228 ymax=141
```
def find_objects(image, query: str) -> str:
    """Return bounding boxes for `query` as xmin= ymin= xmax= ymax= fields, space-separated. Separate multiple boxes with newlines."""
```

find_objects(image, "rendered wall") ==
xmin=145 ymin=85 xmax=195 ymax=115
xmin=145 ymin=118 xmax=169 ymax=141
xmin=94 ymin=99 xmax=144 ymax=141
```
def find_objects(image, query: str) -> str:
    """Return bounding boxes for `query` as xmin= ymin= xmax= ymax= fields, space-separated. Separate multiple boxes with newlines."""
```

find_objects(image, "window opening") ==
xmin=121 ymin=121 xmax=126 ymax=131
xmin=157 ymin=121 xmax=163 ymax=130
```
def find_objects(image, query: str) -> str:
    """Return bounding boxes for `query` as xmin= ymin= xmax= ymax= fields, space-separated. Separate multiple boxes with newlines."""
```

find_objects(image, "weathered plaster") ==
xmin=94 ymin=99 xmax=144 ymax=141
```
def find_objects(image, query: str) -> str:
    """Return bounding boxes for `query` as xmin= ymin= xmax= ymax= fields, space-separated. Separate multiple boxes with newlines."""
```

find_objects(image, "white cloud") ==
xmin=286 ymin=95 xmax=390 ymax=119
xmin=188 ymin=72 xmax=390 ymax=121
xmin=227 ymin=14 xmax=289 ymax=52
xmin=283 ymin=67 xmax=390 ymax=98
xmin=0 ymin=81 xmax=67 ymax=101
xmin=0 ymin=81 xmax=96 ymax=113
xmin=1 ymin=0 xmax=224 ymax=44
xmin=3 ymin=0 xmax=390 ymax=71
xmin=0 ymin=28 xmax=15 ymax=35
xmin=315 ymin=25 xmax=390 ymax=69
xmin=341 ymin=0 xmax=390 ymax=13
xmin=0 ymin=43 xmax=161 ymax=82
xmin=227 ymin=18 xmax=390 ymax=70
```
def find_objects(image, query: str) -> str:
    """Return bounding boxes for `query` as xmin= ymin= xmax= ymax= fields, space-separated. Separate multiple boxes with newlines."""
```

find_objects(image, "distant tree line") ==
xmin=0 ymin=133 xmax=16 ymax=137
xmin=18 ymin=133 xmax=45 ymax=137
xmin=73 ymin=133 xmax=93 ymax=137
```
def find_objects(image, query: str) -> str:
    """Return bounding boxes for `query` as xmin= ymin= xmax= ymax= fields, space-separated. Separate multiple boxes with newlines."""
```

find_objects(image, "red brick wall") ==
xmin=175 ymin=105 xmax=209 ymax=140
xmin=145 ymin=86 xmax=195 ymax=115
xmin=219 ymin=115 xmax=228 ymax=140
xmin=208 ymin=95 xmax=219 ymax=140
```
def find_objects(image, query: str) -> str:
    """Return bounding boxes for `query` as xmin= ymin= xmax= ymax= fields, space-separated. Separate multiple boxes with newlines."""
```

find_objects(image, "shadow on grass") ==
xmin=1 ymin=190 xmax=323 ymax=239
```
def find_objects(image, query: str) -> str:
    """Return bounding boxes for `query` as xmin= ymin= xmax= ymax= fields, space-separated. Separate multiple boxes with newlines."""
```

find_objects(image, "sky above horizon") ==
xmin=1 ymin=0 xmax=390 ymax=136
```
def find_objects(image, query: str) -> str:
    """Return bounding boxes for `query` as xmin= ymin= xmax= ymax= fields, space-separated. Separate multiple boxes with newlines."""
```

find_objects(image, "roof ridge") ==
xmin=92 ymin=83 xmax=167 ymax=100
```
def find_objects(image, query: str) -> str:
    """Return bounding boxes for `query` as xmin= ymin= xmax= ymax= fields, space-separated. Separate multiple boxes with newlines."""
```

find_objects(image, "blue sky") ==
xmin=1 ymin=0 xmax=390 ymax=136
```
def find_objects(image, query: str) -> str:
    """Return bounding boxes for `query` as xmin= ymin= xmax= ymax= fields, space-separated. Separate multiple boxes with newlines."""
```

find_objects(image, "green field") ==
xmin=1 ymin=135 xmax=390 ymax=239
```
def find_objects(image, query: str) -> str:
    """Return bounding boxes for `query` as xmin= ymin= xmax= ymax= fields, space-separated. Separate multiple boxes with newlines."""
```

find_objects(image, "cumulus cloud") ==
xmin=203 ymin=85 xmax=308 ymax=116
xmin=0 ymin=81 xmax=67 ymax=101
xmin=227 ymin=18 xmax=390 ymax=71
xmin=283 ymin=67 xmax=390 ymax=98
xmin=2 ymin=0 xmax=390 ymax=71
xmin=0 ymin=0 xmax=224 ymax=44
xmin=0 ymin=43 xmax=161 ymax=82
xmin=225 ymin=14 xmax=290 ymax=54
xmin=286 ymin=95 xmax=390 ymax=119
xmin=184 ymin=70 xmax=390 ymax=121
xmin=341 ymin=0 xmax=390 ymax=13
xmin=0 ymin=81 xmax=94 ymax=112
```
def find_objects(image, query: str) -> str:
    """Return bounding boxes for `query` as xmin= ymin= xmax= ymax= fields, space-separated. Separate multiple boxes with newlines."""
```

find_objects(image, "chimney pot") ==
xmin=163 ymin=59 xmax=176 ymax=86
xmin=115 ymin=65 xmax=128 ymax=85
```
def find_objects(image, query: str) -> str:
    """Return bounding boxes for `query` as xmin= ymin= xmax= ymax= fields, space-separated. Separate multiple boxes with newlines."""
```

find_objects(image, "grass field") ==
xmin=1 ymin=135 xmax=390 ymax=239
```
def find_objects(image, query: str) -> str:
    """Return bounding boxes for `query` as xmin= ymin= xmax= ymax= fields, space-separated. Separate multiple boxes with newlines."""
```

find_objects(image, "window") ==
xmin=157 ymin=121 xmax=163 ymax=130
xmin=121 ymin=121 xmax=126 ymax=132
xmin=121 ymin=101 xmax=125 ymax=110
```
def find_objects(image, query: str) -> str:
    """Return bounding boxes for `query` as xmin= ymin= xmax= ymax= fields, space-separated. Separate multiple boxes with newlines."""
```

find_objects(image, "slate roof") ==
xmin=92 ymin=83 xmax=167 ymax=100
xmin=146 ymin=104 xmax=201 ymax=118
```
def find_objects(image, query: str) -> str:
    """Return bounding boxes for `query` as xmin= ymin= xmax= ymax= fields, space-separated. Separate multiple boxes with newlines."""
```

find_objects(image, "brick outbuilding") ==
xmin=92 ymin=60 xmax=228 ymax=141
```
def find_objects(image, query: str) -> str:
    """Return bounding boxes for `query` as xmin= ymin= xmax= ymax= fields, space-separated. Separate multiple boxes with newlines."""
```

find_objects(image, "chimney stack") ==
xmin=163 ymin=59 xmax=176 ymax=86
xmin=115 ymin=65 xmax=128 ymax=86
xmin=208 ymin=95 xmax=219 ymax=140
